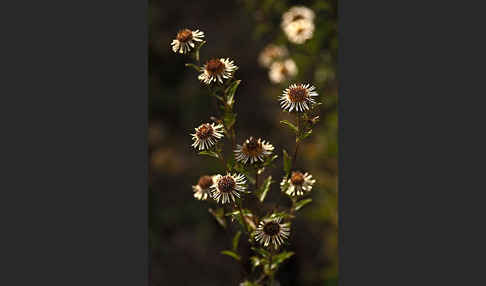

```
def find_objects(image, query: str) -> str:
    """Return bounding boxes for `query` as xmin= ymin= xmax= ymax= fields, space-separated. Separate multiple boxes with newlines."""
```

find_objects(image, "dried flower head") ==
xmin=280 ymin=171 xmax=316 ymax=196
xmin=279 ymin=83 xmax=318 ymax=112
xmin=198 ymin=58 xmax=238 ymax=85
xmin=192 ymin=175 xmax=216 ymax=200
xmin=170 ymin=28 xmax=205 ymax=54
xmin=234 ymin=137 xmax=274 ymax=165
xmin=211 ymin=173 xmax=247 ymax=204
xmin=283 ymin=19 xmax=315 ymax=44
xmin=269 ymin=59 xmax=298 ymax=84
xmin=254 ymin=216 xmax=290 ymax=249
xmin=191 ymin=123 xmax=224 ymax=150
xmin=281 ymin=6 xmax=315 ymax=28
xmin=258 ymin=44 xmax=289 ymax=68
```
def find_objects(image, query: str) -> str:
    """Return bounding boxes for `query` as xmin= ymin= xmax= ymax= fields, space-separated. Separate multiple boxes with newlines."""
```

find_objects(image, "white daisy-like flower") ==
xmin=258 ymin=44 xmax=289 ymax=68
xmin=283 ymin=19 xmax=315 ymax=44
xmin=170 ymin=28 xmax=204 ymax=54
xmin=254 ymin=216 xmax=290 ymax=249
xmin=280 ymin=171 xmax=316 ymax=196
xmin=234 ymin=137 xmax=274 ymax=165
xmin=190 ymin=123 xmax=224 ymax=150
xmin=192 ymin=175 xmax=215 ymax=200
xmin=281 ymin=6 xmax=315 ymax=29
xmin=211 ymin=173 xmax=247 ymax=204
xmin=279 ymin=83 xmax=318 ymax=112
xmin=198 ymin=58 xmax=238 ymax=85
xmin=269 ymin=59 xmax=298 ymax=84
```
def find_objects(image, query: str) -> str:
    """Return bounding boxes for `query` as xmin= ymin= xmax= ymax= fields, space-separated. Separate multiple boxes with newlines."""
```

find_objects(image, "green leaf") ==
xmin=294 ymin=198 xmax=312 ymax=211
xmin=263 ymin=154 xmax=278 ymax=167
xmin=198 ymin=150 xmax=219 ymax=159
xmin=250 ymin=256 xmax=262 ymax=270
xmin=300 ymin=129 xmax=313 ymax=140
xmin=280 ymin=120 xmax=298 ymax=134
xmin=271 ymin=251 xmax=294 ymax=268
xmin=283 ymin=149 xmax=292 ymax=175
xmin=208 ymin=208 xmax=227 ymax=228
xmin=185 ymin=63 xmax=201 ymax=72
xmin=251 ymin=247 xmax=270 ymax=258
xmin=232 ymin=231 xmax=242 ymax=251
xmin=240 ymin=281 xmax=259 ymax=286
xmin=225 ymin=80 xmax=241 ymax=107
xmin=270 ymin=212 xmax=294 ymax=220
xmin=221 ymin=250 xmax=241 ymax=261
xmin=256 ymin=176 xmax=272 ymax=202
xmin=223 ymin=112 xmax=237 ymax=130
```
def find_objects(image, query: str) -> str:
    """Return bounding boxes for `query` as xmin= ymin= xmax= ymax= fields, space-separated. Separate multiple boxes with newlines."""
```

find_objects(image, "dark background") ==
xmin=2 ymin=0 xmax=484 ymax=285
xmin=149 ymin=0 xmax=338 ymax=285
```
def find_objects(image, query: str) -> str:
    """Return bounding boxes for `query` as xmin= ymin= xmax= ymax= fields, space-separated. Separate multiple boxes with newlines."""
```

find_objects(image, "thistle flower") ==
xmin=198 ymin=58 xmax=238 ymax=85
xmin=279 ymin=83 xmax=318 ymax=112
xmin=192 ymin=175 xmax=215 ymax=200
xmin=191 ymin=123 xmax=224 ymax=150
xmin=211 ymin=173 xmax=247 ymax=204
xmin=170 ymin=28 xmax=205 ymax=54
xmin=234 ymin=137 xmax=274 ymax=165
xmin=254 ymin=216 xmax=290 ymax=249
xmin=281 ymin=6 xmax=315 ymax=28
xmin=281 ymin=171 xmax=316 ymax=196
xmin=283 ymin=19 xmax=315 ymax=44
xmin=269 ymin=59 xmax=298 ymax=84
xmin=258 ymin=44 xmax=289 ymax=68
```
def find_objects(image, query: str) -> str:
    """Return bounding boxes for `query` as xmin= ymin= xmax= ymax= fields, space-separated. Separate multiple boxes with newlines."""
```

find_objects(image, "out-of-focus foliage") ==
xmin=149 ymin=0 xmax=337 ymax=285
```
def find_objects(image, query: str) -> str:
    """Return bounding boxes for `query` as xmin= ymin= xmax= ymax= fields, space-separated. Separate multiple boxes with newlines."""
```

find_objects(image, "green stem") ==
xmin=292 ymin=113 xmax=301 ymax=168
xmin=236 ymin=202 xmax=250 ymax=234
xmin=269 ymin=247 xmax=275 ymax=286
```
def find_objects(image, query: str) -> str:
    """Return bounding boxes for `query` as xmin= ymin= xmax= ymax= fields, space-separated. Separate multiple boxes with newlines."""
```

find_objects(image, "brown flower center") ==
xmin=290 ymin=171 xmax=305 ymax=185
xmin=263 ymin=221 xmax=281 ymax=236
xmin=176 ymin=29 xmax=193 ymax=42
xmin=292 ymin=15 xmax=305 ymax=22
xmin=198 ymin=175 xmax=213 ymax=189
xmin=218 ymin=176 xmax=236 ymax=193
xmin=205 ymin=59 xmax=225 ymax=76
xmin=280 ymin=66 xmax=289 ymax=75
xmin=242 ymin=137 xmax=263 ymax=157
xmin=288 ymin=86 xmax=308 ymax=103
xmin=296 ymin=28 xmax=305 ymax=35
xmin=196 ymin=124 xmax=213 ymax=139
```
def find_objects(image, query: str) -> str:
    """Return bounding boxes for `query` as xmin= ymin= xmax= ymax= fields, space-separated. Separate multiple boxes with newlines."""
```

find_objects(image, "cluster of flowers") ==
xmin=259 ymin=44 xmax=297 ymax=84
xmin=170 ymin=25 xmax=318 ymax=256
xmin=281 ymin=6 xmax=315 ymax=44
xmin=258 ymin=6 xmax=316 ymax=84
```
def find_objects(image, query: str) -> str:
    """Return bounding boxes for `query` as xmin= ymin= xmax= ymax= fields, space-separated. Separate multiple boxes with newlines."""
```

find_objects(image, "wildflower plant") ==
xmin=170 ymin=20 xmax=323 ymax=285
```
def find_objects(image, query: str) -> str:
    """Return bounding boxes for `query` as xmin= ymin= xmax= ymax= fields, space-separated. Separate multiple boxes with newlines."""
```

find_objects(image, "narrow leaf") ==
xmin=283 ymin=149 xmax=292 ymax=175
xmin=251 ymin=247 xmax=270 ymax=258
xmin=198 ymin=150 xmax=219 ymax=159
xmin=221 ymin=250 xmax=241 ymax=261
xmin=280 ymin=120 xmax=298 ymax=134
xmin=271 ymin=251 xmax=294 ymax=268
xmin=257 ymin=176 xmax=272 ymax=202
xmin=263 ymin=154 xmax=278 ymax=167
xmin=250 ymin=256 xmax=261 ymax=270
xmin=225 ymin=80 xmax=241 ymax=107
xmin=232 ymin=231 xmax=242 ymax=251
xmin=300 ymin=129 xmax=313 ymax=140
xmin=185 ymin=63 xmax=201 ymax=72
xmin=294 ymin=198 xmax=312 ymax=211
xmin=223 ymin=112 xmax=237 ymax=130
xmin=208 ymin=208 xmax=227 ymax=228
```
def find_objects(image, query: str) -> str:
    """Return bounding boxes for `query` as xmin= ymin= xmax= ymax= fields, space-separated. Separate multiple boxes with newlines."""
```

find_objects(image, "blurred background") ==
xmin=149 ymin=0 xmax=338 ymax=285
